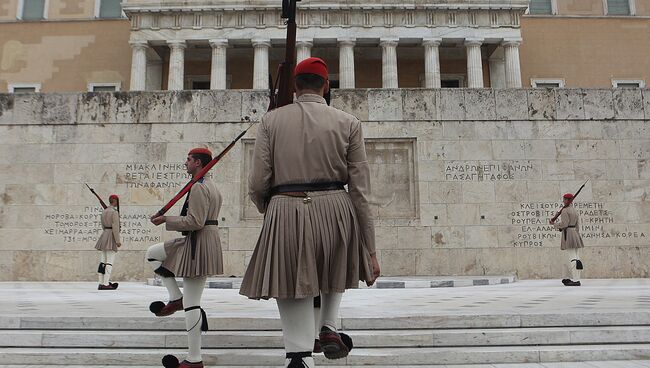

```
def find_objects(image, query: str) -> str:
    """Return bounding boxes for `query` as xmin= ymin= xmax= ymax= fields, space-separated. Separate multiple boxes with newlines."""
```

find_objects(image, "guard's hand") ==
xmin=151 ymin=216 xmax=166 ymax=226
xmin=366 ymin=254 xmax=381 ymax=287
xmin=117 ymin=243 xmax=122 ymax=248
xmin=549 ymin=218 xmax=555 ymax=225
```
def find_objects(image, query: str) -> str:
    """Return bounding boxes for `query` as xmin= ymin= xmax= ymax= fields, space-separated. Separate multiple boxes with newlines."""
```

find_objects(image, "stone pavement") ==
xmin=2 ymin=279 xmax=650 ymax=367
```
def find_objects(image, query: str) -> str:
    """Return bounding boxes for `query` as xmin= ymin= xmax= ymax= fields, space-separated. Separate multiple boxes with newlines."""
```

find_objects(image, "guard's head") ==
xmin=186 ymin=147 xmax=212 ymax=175
xmin=563 ymin=193 xmax=574 ymax=205
xmin=108 ymin=194 xmax=119 ymax=207
xmin=294 ymin=57 xmax=329 ymax=97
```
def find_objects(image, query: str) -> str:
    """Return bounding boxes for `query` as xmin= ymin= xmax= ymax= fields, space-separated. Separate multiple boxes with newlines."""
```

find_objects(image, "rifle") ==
xmin=268 ymin=0 xmax=300 ymax=111
xmin=85 ymin=183 xmax=108 ymax=209
xmin=550 ymin=180 xmax=588 ymax=223
xmin=153 ymin=124 xmax=254 ymax=217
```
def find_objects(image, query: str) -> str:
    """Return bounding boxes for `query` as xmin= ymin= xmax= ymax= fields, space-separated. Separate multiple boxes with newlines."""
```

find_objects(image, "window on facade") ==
xmin=98 ymin=0 xmax=122 ymax=18
xmin=191 ymin=81 xmax=210 ymax=90
xmin=92 ymin=85 xmax=117 ymax=92
xmin=441 ymin=79 xmax=461 ymax=88
xmin=529 ymin=0 xmax=553 ymax=15
xmin=607 ymin=0 xmax=631 ymax=15
xmin=9 ymin=84 xmax=41 ymax=93
xmin=612 ymin=79 xmax=644 ymax=88
xmin=531 ymin=79 xmax=564 ymax=88
xmin=22 ymin=0 xmax=46 ymax=20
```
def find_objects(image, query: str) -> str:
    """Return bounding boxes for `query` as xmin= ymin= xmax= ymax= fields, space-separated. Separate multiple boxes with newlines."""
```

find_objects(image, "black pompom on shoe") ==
xmin=150 ymin=301 xmax=165 ymax=314
xmin=162 ymin=354 xmax=179 ymax=368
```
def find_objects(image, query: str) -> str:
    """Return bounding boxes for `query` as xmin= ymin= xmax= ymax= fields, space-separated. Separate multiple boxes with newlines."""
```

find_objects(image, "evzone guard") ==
xmin=240 ymin=57 xmax=381 ymax=368
xmin=146 ymin=147 xmax=223 ymax=368
xmin=550 ymin=192 xmax=585 ymax=286
xmin=95 ymin=194 xmax=121 ymax=290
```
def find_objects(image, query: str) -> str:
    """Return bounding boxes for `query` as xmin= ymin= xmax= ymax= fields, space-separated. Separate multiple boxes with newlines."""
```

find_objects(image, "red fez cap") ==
xmin=295 ymin=57 xmax=329 ymax=80
xmin=563 ymin=193 xmax=574 ymax=200
xmin=109 ymin=194 xmax=119 ymax=201
xmin=189 ymin=147 xmax=212 ymax=157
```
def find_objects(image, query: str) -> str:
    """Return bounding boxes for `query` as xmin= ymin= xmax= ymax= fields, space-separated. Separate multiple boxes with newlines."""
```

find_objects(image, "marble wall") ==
xmin=0 ymin=88 xmax=648 ymax=281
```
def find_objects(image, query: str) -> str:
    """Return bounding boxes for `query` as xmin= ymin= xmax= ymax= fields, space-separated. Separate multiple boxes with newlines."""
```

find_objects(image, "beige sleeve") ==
xmin=553 ymin=208 xmax=570 ymax=230
xmin=248 ymin=118 xmax=273 ymax=213
xmin=111 ymin=210 xmax=121 ymax=245
xmin=347 ymin=119 xmax=376 ymax=255
xmin=166 ymin=184 xmax=209 ymax=232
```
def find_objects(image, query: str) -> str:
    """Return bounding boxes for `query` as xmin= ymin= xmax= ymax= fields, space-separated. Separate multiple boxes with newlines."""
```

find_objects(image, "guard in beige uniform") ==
xmin=240 ymin=57 xmax=381 ymax=368
xmin=147 ymin=147 xmax=223 ymax=368
xmin=550 ymin=193 xmax=585 ymax=286
xmin=95 ymin=194 xmax=121 ymax=290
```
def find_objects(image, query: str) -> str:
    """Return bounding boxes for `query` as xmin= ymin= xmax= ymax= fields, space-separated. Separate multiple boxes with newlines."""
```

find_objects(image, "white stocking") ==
xmin=320 ymin=292 xmax=343 ymax=332
xmin=98 ymin=252 xmax=107 ymax=284
xmin=570 ymin=248 xmax=582 ymax=281
xmin=146 ymin=243 xmax=182 ymax=301
xmin=103 ymin=251 xmax=117 ymax=285
xmin=277 ymin=298 xmax=315 ymax=368
xmin=183 ymin=277 xmax=206 ymax=363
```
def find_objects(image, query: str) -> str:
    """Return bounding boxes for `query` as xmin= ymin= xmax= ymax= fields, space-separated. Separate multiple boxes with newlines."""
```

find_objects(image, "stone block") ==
xmin=442 ymin=121 xmax=476 ymax=139
xmin=199 ymin=90 xmax=243 ymax=123
xmin=170 ymin=90 xmax=200 ymax=123
xmin=13 ymin=93 xmax=43 ymax=125
xmin=509 ymin=120 xmax=537 ymax=139
xmin=555 ymin=89 xmax=585 ymax=120
xmin=222 ymin=250 xmax=250 ymax=277
xmin=644 ymin=89 xmax=650 ymax=119
xmin=573 ymin=160 xmax=608 ymax=180
xmin=430 ymin=226 xmax=465 ymax=248
xmin=110 ymin=92 xmax=137 ymax=124
xmin=402 ymin=89 xmax=438 ymax=121
xmin=619 ymin=140 xmax=650 ymax=159
xmin=542 ymin=160 xmax=575 ymax=180
xmin=368 ymin=89 xmax=403 ymax=121
xmin=464 ymin=89 xmax=496 ymax=120
xmin=0 ymin=94 xmax=14 ymax=124
xmin=527 ymin=89 xmax=556 ymax=120
xmin=461 ymin=182 xmax=496 ymax=203
xmin=556 ymin=139 xmax=619 ymax=160
xmin=495 ymin=180 xmax=528 ymax=203
xmin=134 ymin=92 xmax=171 ymax=123
xmin=464 ymin=226 xmax=499 ymax=248
xmin=592 ymin=180 xmax=626 ymax=202
xmin=459 ymin=140 xmax=492 ymax=160
xmin=613 ymin=88 xmax=644 ymax=119
xmin=240 ymin=91 xmax=268 ymax=123
xmin=396 ymin=226 xmax=432 ymax=249
xmin=41 ymin=94 xmax=78 ymax=125
xmin=0 ymin=125 xmax=54 ymax=144
xmin=76 ymin=93 xmax=111 ymax=124
xmin=492 ymin=140 xmax=525 ymax=159
xmin=475 ymin=121 xmax=511 ymax=140
xmin=495 ymin=89 xmax=528 ymax=120
xmin=527 ymin=180 xmax=560 ymax=202
xmin=583 ymin=89 xmax=614 ymax=120
xmin=419 ymin=203 xmax=448 ymax=226
xmin=418 ymin=140 xmax=461 ymax=161
xmin=575 ymin=121 xmax=605 ymax=139
xmin=429 ymin=182 xmax=462 ymax=204
xmin=438 ymin=89 xmax=465 ymax=120
xmin=330 ymin=89 xmax=369 ymax=121
xmin=375 ymin=226 xmax=398 ymax=250
xmin=380 ymin=249 xmax=417 ymax=276
xmin=447 ymin=204 xmax=480 ymax=225
xmin=536 ymin=120 xmax=576 ymax=139
xmin=228 ymin=227 xmax=258 ymax=251
xmin=523 ymin=140 xmax=557 ymax=160
xmin=617 ymin=120 xmax=650 ymax=139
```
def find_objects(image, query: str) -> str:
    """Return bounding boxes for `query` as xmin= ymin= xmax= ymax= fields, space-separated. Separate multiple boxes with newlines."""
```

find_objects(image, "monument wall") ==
xmin=0 ymin=88 xmax=648 ymax=281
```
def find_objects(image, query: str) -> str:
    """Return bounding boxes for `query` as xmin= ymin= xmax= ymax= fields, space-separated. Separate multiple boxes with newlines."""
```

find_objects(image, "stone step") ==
xmin=3 ymin=326 xmax=650 ymax=349
xmin=3 ymin=344 xmax=650 ymax=366
xmin=2 ymin=364 xmax=650 ymax=368
xmin=5 ymin=311 xmax=650 ymax=330
xmin=146 ymin=276 xmax=517 ymax=289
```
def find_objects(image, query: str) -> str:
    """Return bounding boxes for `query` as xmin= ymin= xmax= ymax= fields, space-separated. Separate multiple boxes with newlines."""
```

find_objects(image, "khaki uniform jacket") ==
xmin=95 ymin=206 xmax=120 ymax=252
xmin=163 ymin=177 xmax=223 ymax=277
xmin=553 ymin=206 xmax=585 ymax=250
xmin=248 ymin=93 xmax=376 ymax=255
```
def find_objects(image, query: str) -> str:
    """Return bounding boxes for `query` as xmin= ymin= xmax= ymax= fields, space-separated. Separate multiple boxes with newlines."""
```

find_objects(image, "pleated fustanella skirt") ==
xmin=94 ymin=229 xmax=119 ymax=252
xmin=162 ymin=227 xmax=224 ymax=278
xmin=240 ymin=190 xmax=373 ymax=300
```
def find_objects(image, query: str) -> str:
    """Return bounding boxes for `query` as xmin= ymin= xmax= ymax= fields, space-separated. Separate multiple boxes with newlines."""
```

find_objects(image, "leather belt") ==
xmin=182 ymin=220 xmax=219 ymax=260
xmin=270 ymin=182 xmax=345 ymax=197
xmin=103 ymin=227 xmax=112 ymax=229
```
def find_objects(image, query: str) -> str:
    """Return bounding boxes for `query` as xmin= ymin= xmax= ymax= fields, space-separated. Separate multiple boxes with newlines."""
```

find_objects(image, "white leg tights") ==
xmin=103 ymin=251 xmax=117 ymax=286
xmin=320 ymin=292 xmax=342 ymax=332
xmin=146 ymin=243 xmax=182 ymax=301
xmin=98 ymin=252 xmax=106 ymax=284
xmin=277 ymin=298 xmax=315 ymax=368
xmin=183 ymin=277 xmax=206 ymax=363
xmin=569 ymin=248 xmax=582 ymax=281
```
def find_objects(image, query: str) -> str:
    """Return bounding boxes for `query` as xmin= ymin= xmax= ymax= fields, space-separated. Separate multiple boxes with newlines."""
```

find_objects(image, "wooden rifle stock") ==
xmin=268 ymin=0 xmax=299 ymax=111
xmin=85 ymin=183 xmax=108 ymax=209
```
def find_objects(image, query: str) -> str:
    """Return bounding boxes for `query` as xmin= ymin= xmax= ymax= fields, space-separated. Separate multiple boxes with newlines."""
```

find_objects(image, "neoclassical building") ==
xmin=1 ymin=0 xmax=649 ymax=92
xmin=122 ymin=0 xmax=527 ymax=91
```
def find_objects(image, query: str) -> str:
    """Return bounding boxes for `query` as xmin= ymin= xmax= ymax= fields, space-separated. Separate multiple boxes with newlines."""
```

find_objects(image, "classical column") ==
xmin=129 ymin=40 xmax=148 ymax=91
xmin=422 ymin=38 xmax=441 ymax=88
xmin=167 ymin=40 xmax=186 ymax=90
xmin=252 ymin=38 xmax=271 ymax=90
xmin=502 ymin=39 xmax=522 ymax=88
xmin=338 ymin=38 xmax=355 ymax=89
xmin=464 ymin=38 xmax=484 ymax=88
xmin=380 ymin=38 xmax=399 ymax=88
xmin=296 ymin=40 xmax=313 ymax=63
xmin=209 ymin=39 xmax=228 ymax=90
